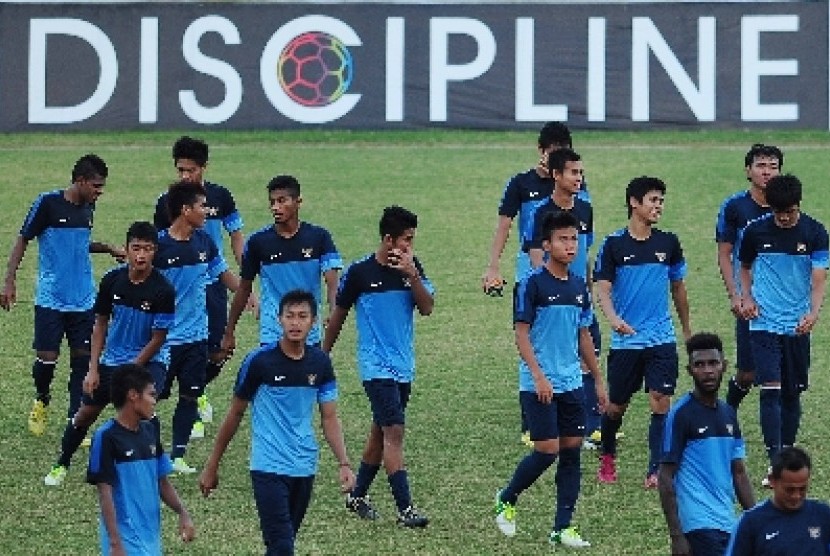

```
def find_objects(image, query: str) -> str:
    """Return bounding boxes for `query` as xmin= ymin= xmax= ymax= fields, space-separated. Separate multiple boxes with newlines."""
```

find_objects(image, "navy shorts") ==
xmin=160 ymin=341 xmax=207 ymax=400
xmin=520 ymin=388 xmax=586 ymax=441
xmin=251 ymin=470 xmax=315 ymax=555
xmin=206 ymin=280 xmax=228 ymax=354
xmin=750 ymin=330 xmax=810 ymax=394
xmin=606 ymin=344 xmax=678 ymax=405
xmin=735 ymin=317 xmax=754 ymax=372
xmin=685 ymin=528 xmax=729 ymax=556
xmin=363 ymin=379 xmax=411 ymax=427
xmin=33 ymin=305 xmax=93 ymax=352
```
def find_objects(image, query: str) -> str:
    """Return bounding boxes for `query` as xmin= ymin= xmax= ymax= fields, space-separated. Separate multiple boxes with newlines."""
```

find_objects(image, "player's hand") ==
xmin=387 ymin=247 xmax=417 ymax=277
xmin=595 ymin=382 xmax=608 ymax=414
xmin=670 ymin=533 xmax=692 ymax=555
xmin=481 ymin=268 xmax=506 ymax=296
xmin=611 ymin=318 xmax=635 ymax=335
xmin=220 ymin=333 xmax=236 ymax=360
xmin=532 ymin=375 xmax=554 ymax=404
xmin=83 ymin=369 xmax=100 ymax=395
xmin=178 ymin=512 xmax=196 ymax=543
xmin=739 ymin=296 xmax=759 ymax=320
xmin=0 ymin=281 xmax=16 ymax=311
xmin=339 ymin=465 xmax=356 ymax=493
xmin=245 ymin=292 xmax=260 ymax=319
xmin=199 ymin=468 xmax=218 ymax=498
xmin=795 ymin=312 xmax=819 ymax=335
xmin=730 ymin=294 xmax=742 ymax=317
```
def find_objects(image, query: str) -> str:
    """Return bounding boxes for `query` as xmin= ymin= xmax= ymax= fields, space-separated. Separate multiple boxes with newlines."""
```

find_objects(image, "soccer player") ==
xmin=658 ymin=332 xmax=755 ymax=556
xmin=199 ymin=289 xmax=355 ymax=556
xmin=715 ymin=144 xmax=783 ymax=410
xmin=738 ymin=174 xmax=828 ymax=468
xmin=87 ymin=364 xmax=195 ymax=555
xmin=1 ymin=153 xmax=124 ymax=436
xmin=44 ymin=221 xmax=175 ymax=487
xmin=155 ymin=181 xmax=242 ymax=474
xmin=323 ymin=205 xmax=434 ymax=528
xmin=726 ymin=447 xmax=830 ymax=555
xmin=494 ymin=211 xmax=607 ymax=548
xmin=153 ymin=136 xmax=247 ymax=438
xmin=221 ymin=175 xmax=341 ymax=355
xmin=593 ymin=176 xmax=691 ymax=488
xmin=525 ymin=148 xmax=604 ymax=447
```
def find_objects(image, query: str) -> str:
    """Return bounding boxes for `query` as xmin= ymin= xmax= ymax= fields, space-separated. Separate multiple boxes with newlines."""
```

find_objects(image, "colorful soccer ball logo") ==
xmin=277 ymin=32 xmax=354 ymax=107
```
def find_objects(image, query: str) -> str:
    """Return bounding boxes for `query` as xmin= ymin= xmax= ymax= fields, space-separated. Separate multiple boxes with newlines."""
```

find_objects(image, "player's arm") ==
xmin=319 ymin=399 xmax=356 ymax=493
xmin=85 ymin=314 xmax=109 ymax=395
xmin=159 ymin=476 xmax=195 ymax=542
xmin=1 ymin=235 xmax=29 ymax=310
xmin=221 ymin=278 xmax=254 ymax=355
xmin=515 ymin=321 xmax=553 ymax=404
xmin=132 ymin=329 xmax=167 ymax=368
xmin=578 ymin=327 xmax=607 ymax=412
xmin=738 ymin=264 xmax=758 ymax=320
xmin=90 ymin=241 xmax=125 ymax=262
xmin=96 ymin=483 xmax=126 ymax=555
xmin=322 ymin=305 xmax=349 ymax=353
xmin=482 ymin=215 xmax=512 ymax=290
xmin=796 ymin=267 xmax=827 ymax=335
xmin=730 ymin=459 xmax=756 ymax=510
xmin=717 ymin=242 xmax=742 ymax=316
xmin=670 ymin=279 xmax=692 ymax=341
xmin=323 ymin=269 xmax=340 ymax=324
xmin=594 ymin=279 xmax=634 ymax=335
xmin=199 ymin=395 xmax=249 ymax=497
xmin=657 ymin=463 xmax=691 ymax=556
xmin=229 ymin=230 xmax=245 ymax=267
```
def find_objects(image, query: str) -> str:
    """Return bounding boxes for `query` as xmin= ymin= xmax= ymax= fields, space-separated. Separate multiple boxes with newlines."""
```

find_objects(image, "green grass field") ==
xmin=1 ymin=129 xmax=830 ymax=555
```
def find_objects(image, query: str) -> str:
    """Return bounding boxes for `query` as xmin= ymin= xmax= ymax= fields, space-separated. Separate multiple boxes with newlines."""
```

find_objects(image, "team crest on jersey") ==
xmin=206 ymin=206 xmax=218 ymax=217
xmin=797 ymin=243 xmax=807 ymax=253
xmin=580 ymin=221 xmax=588 ymax=231
xmin=655 ymin=252 xmax=666 ymax=262
xmin=403 ymin=278 xmax=411 ymax=288
xmin=302 ymin=248 xmax=313 ymax=258
xmin=199 ymin=251 xmax=207 ymax=262
xmin=140 ymin=300 xmax=152 ymax=311
xmin=307 ymin=374 xmax=317 ymax=385
xmin=809 ymin=526 xmax=821 ymax=539
xmin=575 ymin=294 xmax=584 ymax=304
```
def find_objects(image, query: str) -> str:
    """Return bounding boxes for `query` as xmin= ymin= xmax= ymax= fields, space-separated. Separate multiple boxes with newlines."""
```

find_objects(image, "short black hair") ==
xmin=72 ymin=154 xmax=108 ymax=181
xmin=166 ymin=180 xmax=206 ymax=221
xmin=110 ymin=364 xmax=154 ymax=409
xmin=126 ymin=221 xmax=158 ymax=246
xmin=173 ymin=136 xmax=209 ymax=166
xmin=685 ymin=332 xmax=723 ymax=357
xmin=279 ymin=289 xmax=317 ymax=317
xmin=547 ymin=148 xmax=581 ymax=177
xmin=538 ymin=122 xmax=572 ymax=150
xmin=541 ymin=211 xmax=579 ymax=241
xmin=766 ymin=174 xmax=802 ymax=212
xmin=771 ymin=446 xmax=811 ymax=480
xmin=267 ymin=175 xmax=301 ymax=198
xmin=744 ymin=143 xmax=784 ymax=170
xmin=626 ymin=176 xmax=666 ymax=217
xmin=379 ymin=205 xmax=418 ymax=239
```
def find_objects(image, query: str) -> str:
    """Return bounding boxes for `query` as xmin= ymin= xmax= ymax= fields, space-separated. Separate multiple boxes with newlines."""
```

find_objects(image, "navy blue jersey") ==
xmin=20 ymin=189 xmax=96 ymax=311
xmin=235 ymin=343 xmax=338 ymax=476
xmin=738 ymin=213 xmax=829 ymax=334
xmin=661 ymin=393 xmax=746 ymax=534
xmin=154 ymin=181 xmax=243 ymax=264
xmin=336 ymin=254 xmax=435 ymax=383
xmin=514 ymin=268 xmax=593 ymax=393
xmin=523 ymin=196 xmax=594 ymax=281
xmin=715 ymin=190 xmax=770 ymax=293
xmin=87 ymin=418 xmax=173 ymax=555
xmin=241 ymin=222 xmax=342 ymax=345
xmin=726 ymin=499 xmax=830 ymax=556
xmin=593 ymin=228 xmax=687 ymax=349
xmin=154 ymin=229 xmax=226 ymax=346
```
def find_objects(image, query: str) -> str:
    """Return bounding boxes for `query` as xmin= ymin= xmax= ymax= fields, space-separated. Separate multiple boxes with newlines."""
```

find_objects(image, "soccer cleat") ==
xmin=28 ymin=400 xmax=48 ymax=436
xmin=345 ymin=493 xmax=379 ymax=520
xmin=81 ymin=435 xmax=92 ymax=449
xmin=550 ymin=525 xmax=591 ymax=548
xmin=520 ymin=431 xmax=533 ymax=448
xmin=583 ymin=430 xmax=601 ymax=450
xmin=494 ymin=491 xmax=517 ymax=537
xmin=643 ymin=472 xmax=659 ymax=490
xmin=197 ymin=394 xmax=213 ymax=423
xmin=44 ymin=465 xmax=68 ymax=486
xmin=172 ymin=457 xmax=197 ymax=474
xmin=597 ymin=454 xmax=617 ymax=484
xmin=397 ymin=505 xmax=429 ymax=528
xmin=190 ymin=420 xmax=205 ymax=440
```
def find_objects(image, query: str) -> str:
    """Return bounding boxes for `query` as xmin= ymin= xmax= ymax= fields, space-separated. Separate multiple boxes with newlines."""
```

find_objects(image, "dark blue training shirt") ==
xmin=715 ymin=190 xmax=770 ymax=294
xmin=726 ymin=499 xmax=830 ymax=556
xmin=523 ymin=196 xmax=594 ymax=281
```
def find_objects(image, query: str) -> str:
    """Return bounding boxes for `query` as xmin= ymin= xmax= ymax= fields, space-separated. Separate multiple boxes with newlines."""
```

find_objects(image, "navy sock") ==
xmin=554 ymin=447 xmax=581 ymax=531
xmin=502 ymin=450 xmax=557 ymax=504
xmin=781 ymin=393 xmax=802 ymax=448
xmin=57 ymin=418 xmax=89 ymax=467
xmin=32 ymin=359 xmax=57 ymax=405
xmin=205 ymin=360 xmax=223 ymax=385
xmin=582 ymin=373 xmax=601 ymax=433
xmin=171 ymin=397 xmax=198 ymax=459
xmin=352 ymin=462 xmax=381 ymax=498
xmin=648 ymin=413 xmax=666 ymax=474
xmin=387 ymin=469 xmax=412 ymax=512
xmin=759 ymin=387 xmax=782 ymax=463
xmin=601 ymin=414 xmax=622 ymax=456
xmin=68 ymin=355 xmax=90 ymax=418
xmin=725 ymin=376 xmax=750 ymax=410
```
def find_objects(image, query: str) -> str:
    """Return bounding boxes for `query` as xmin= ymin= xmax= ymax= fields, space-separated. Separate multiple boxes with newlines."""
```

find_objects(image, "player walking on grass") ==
xmin=738 ymin=175 xmax=827 ymax=469
xmin=153 ymin=136 xmax=249 ymax=440
xmin=221 ymin=175 xmax=341 ymax=356
xmin=200 ymin=290 xmax=354 ymax=556
xmin=658 ymin=333 xmax=755 ymax=556
xmin=494 ymin=211 xmax=607 ymax=548
xmin=87 ymin=364 xmax=195 ymax=555
xmin=323 ymin=206 xmax=434 ymax=528
xmin=716 ymin=144 xmax=782 ymax=411
xmin=155 ymin=181 xmax=242 ymax=474
xmin=593 ymin=176 xmax=691 ymax=489
xmin=1 ymin=154 xmax=124 ymax=436
xmin=44 ymin=222 xmax=175 ymax=487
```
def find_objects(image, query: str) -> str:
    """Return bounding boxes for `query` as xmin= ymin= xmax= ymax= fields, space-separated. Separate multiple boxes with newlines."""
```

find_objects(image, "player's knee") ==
xmin=736 ymin=371 xmax=755 ymax=388
xmin=36 ymin=352 xmax=59 ymax=364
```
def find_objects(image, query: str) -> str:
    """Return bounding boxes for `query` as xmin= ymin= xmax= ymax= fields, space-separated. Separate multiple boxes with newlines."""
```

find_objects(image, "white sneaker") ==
xmin=190 ymin=420 xmax=205 ymax=440
xmin=172 ymin=457 xmax=197 ymax=474
xmin=197 ymin=394 xmax=213 ymax=423
xmin=551 ymin=525 xmax=591 ymax=548
xmin=494 ymin=491 xmax=517 ymax=537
